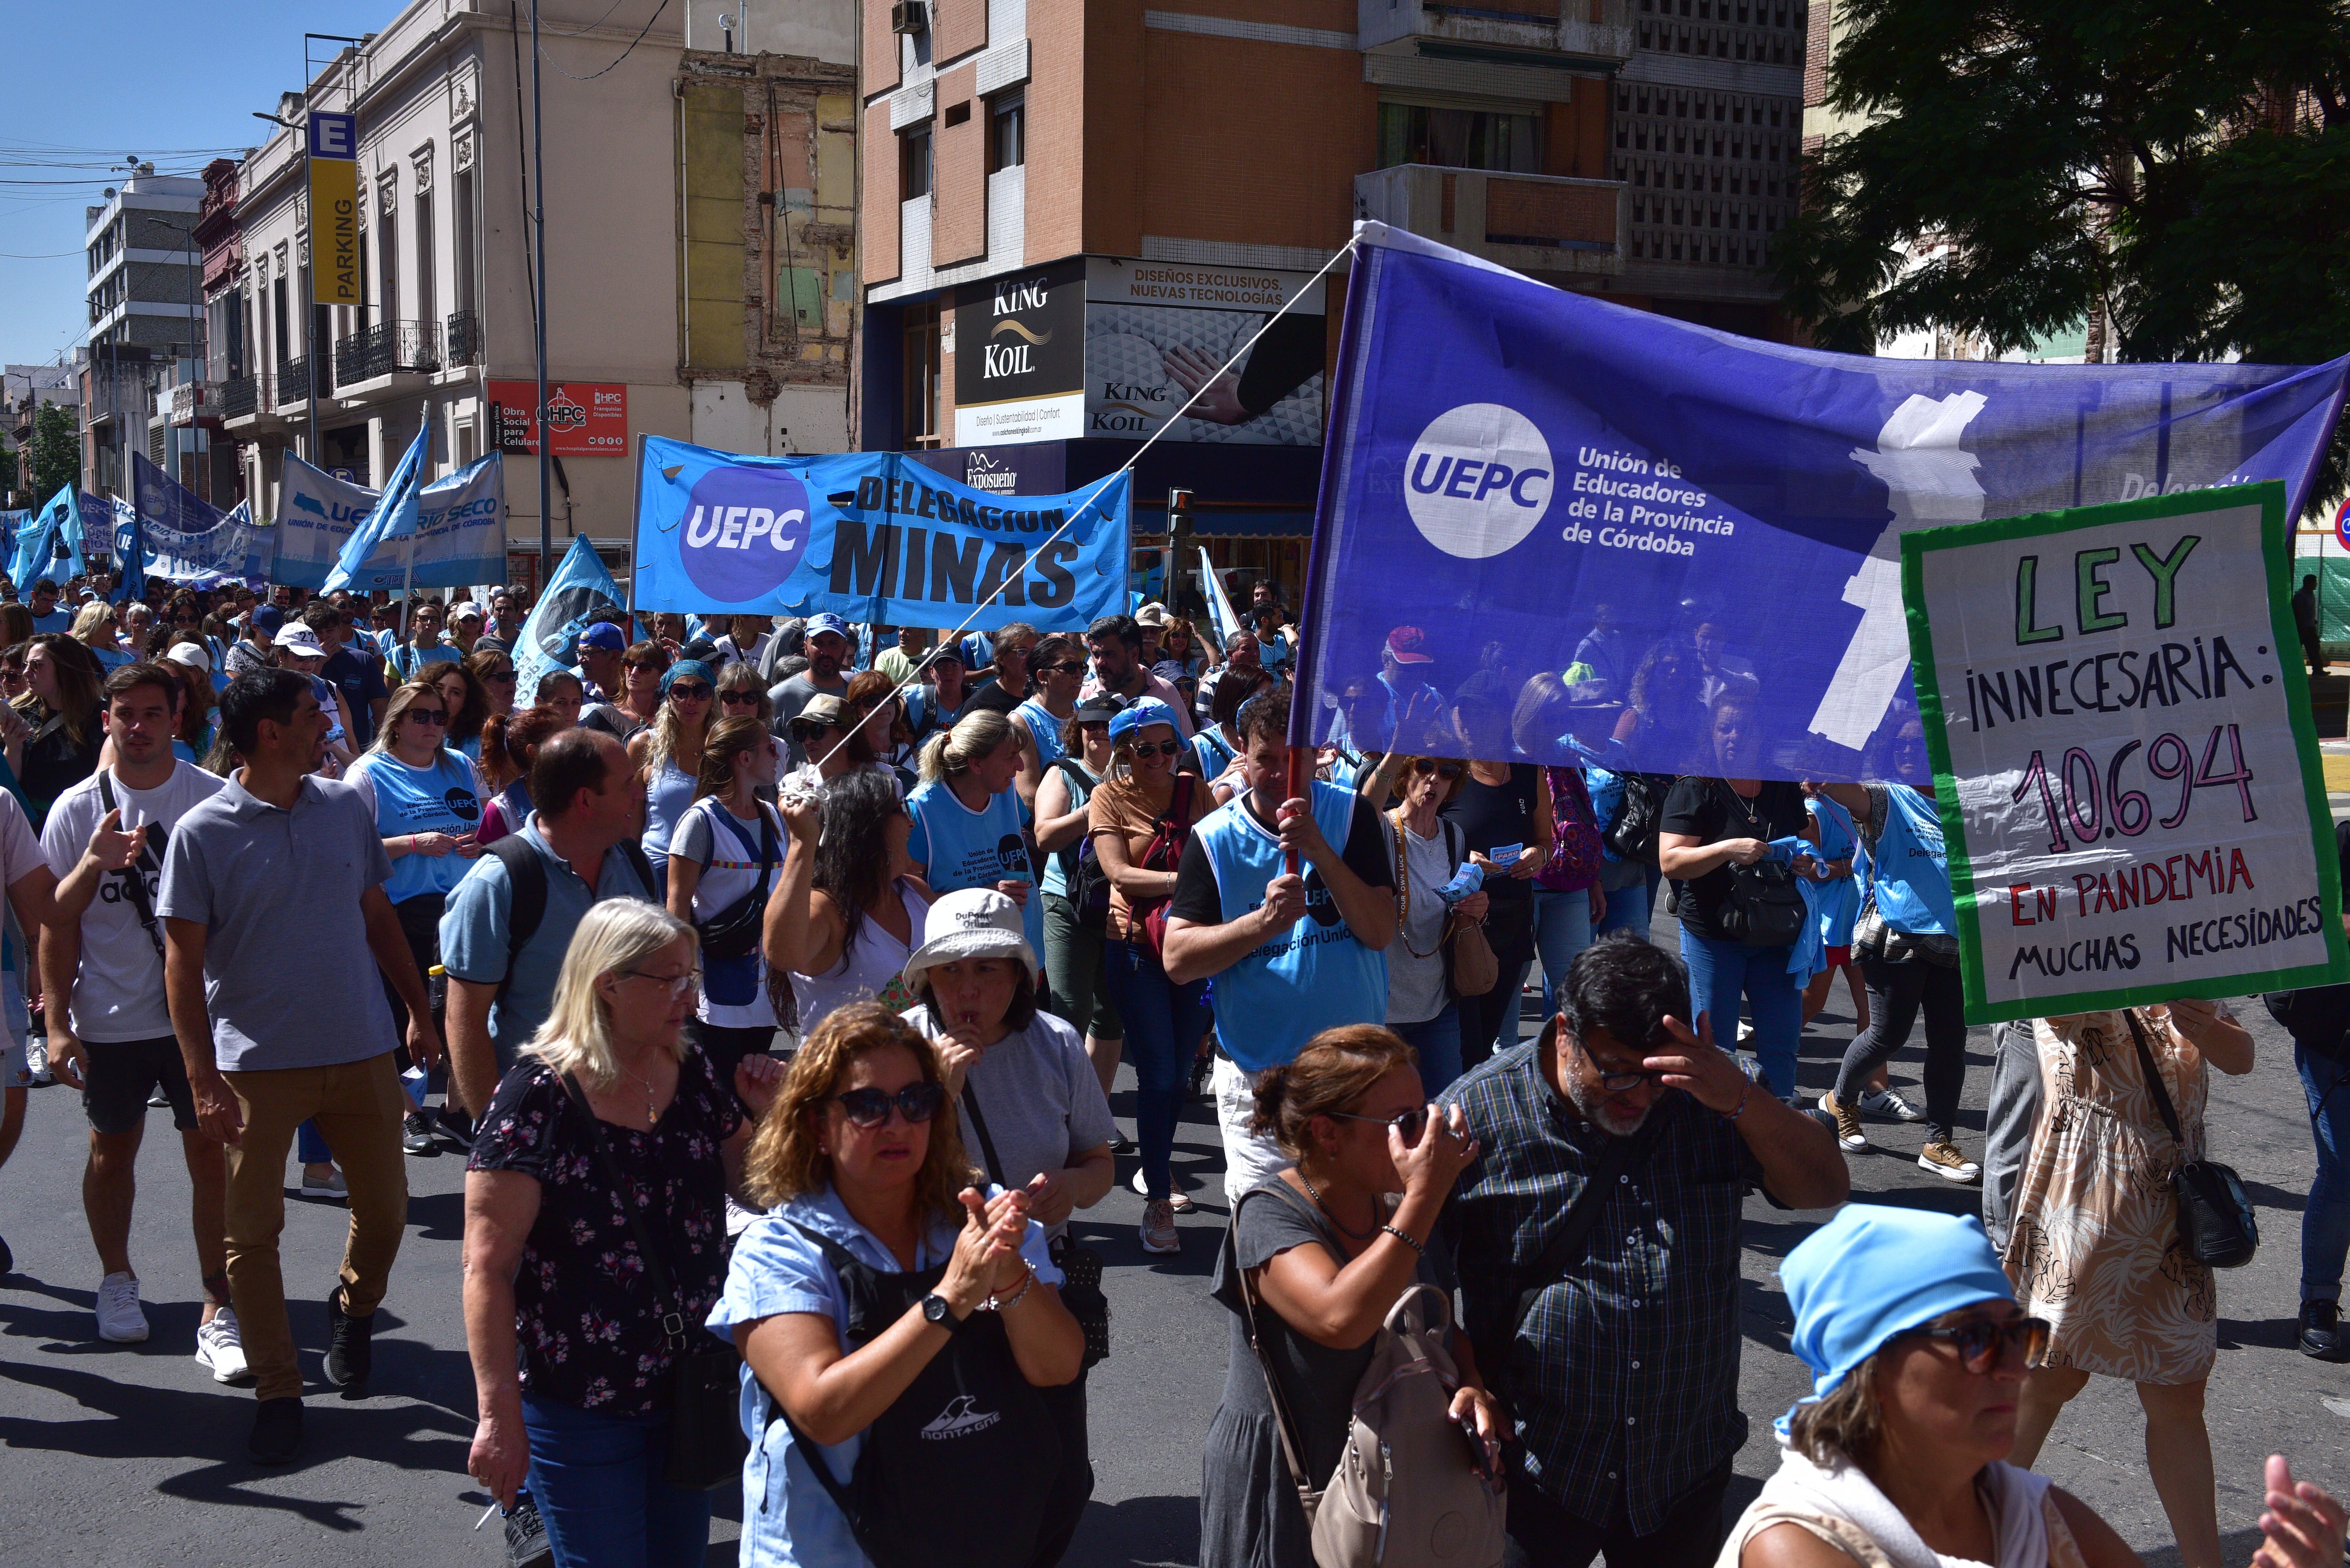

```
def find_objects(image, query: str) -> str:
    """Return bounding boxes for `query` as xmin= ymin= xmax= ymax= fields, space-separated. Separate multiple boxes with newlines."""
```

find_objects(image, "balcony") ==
xmin=334 ymin=320 xmax=441 ymax=401
xmin=218 ymin=374 xmax=260 ymax=420
xmin=275 ymin=355 xmax=325 ymax=410
xmin=1360 ymin=0 xmax=1635 ymax=69
xmin=445 ymin=309 xmax=482 ymax=368
xmin=1355 ymin=165 xmax=1626 ymax=278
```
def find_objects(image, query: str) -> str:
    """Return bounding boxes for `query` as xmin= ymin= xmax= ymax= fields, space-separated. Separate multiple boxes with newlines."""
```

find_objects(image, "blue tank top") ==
xmin=1014 ymin=698 xmax=1066 ymax=771
xmin=642 ymin=760 xmax=697 ymax=868
xmin=356 ymin=750 xmax=484 ymax=902
xmin=905 ymin=775 xmax=1044 ymax=957
xmin=1872 ymin=784 xmax=1955 ymax=935
xmin=1192 ymin=781 xmax=1387 ymax=1073
xmin=1192 ymin=726 xmax=1238 ymax=779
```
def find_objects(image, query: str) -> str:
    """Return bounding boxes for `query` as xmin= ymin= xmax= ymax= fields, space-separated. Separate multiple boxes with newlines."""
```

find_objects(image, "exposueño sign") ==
xmin=1903 ymin=480 xmax=2348 ymax=1024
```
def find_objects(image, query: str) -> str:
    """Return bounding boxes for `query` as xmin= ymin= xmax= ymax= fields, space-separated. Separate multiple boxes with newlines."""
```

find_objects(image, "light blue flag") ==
xmin=1296 ymin=222 xmax=2350 ymax=784
xmin=13 ymin=486 xmax=88 ymax=589
xmin=1197 ymin=546 xmax=1243 ymax=650
xmin=129 ymin=453 xmax=274 ymax=589
xmin=511 ymin=534 xmax=625 ymax=708
xmin=323 ymin=423 xmax=430 ymax=593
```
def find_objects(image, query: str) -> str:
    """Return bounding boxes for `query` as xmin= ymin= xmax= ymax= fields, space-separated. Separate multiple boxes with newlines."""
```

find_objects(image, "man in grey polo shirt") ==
xmin=439 ymin=727 xmax=654 ymax=1123
xmin=157 ymin=670 xmax=440 ymax=1465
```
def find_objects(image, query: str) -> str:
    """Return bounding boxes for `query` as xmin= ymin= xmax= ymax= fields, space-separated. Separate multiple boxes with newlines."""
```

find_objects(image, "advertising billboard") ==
xmin=488 ymin=380 xmax=629 ymax=456
xmin=1082 ymin=258 xmax=1326 ymax=446
xmin=953 ymin=259 xmax=1086 ymax=447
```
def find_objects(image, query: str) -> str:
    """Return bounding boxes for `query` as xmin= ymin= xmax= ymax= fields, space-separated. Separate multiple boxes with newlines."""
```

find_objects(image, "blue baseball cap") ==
xmin=1108 ymin=697 xmax=1180 ymax=742
xmin=805 ymin=612 xmax=851 ymax=640
xmin=251 ymin=606 xmax=285 ymax=637
xmin=577 ymin=622 xmax=627 ymax=652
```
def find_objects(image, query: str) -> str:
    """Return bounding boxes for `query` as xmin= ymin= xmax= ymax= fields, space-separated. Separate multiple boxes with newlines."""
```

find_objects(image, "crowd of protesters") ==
xmin=0 ymin=564 xmax=2343 ymax=1568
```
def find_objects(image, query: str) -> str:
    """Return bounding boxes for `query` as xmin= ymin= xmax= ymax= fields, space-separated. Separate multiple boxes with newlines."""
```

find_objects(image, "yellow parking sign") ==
xmin=308 ymin=111 xmax=360 ymax=306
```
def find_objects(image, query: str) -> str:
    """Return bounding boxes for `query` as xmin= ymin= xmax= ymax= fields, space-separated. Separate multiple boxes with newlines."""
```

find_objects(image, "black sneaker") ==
xmin=434 ymin=1105 xmax=474 ymax=1154
xmin=248 ymin=1396 xmax=303 ymax=1464
xmin=1188 ymin=1051 xmax=1213 ymax=1100
xmin=504 ymin=1493 xmax=555 ymax=1568
xmin=401 ymin=1111 xmax=440 ymax=1157
xmin=324 ymin=1286 xmax=372 ymax=1389
xmin=2300 ymin=1300 xmax=2348 ymax=1362
xmin=0 ymin=1231 xmax=12 ymax=1274
xmin=1106 ymin=1129 xmax=1132 ymax=1155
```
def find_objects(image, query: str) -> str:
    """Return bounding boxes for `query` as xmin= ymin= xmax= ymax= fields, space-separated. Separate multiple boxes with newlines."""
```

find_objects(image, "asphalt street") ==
xmin=0 ymin=924 xmax=2341 ymax=1568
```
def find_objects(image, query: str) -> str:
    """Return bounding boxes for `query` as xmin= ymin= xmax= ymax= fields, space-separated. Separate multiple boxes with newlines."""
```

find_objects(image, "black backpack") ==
xmin=1602 ymin=772 xmax=1668 ymax=866
xmin=1051 ymin=759 xmax=1113 ymax=932
xmin=770 ymin=1223 xmax=1088 ymax=1568
xmin=486 ymin=833 xmax=657 ymax=1007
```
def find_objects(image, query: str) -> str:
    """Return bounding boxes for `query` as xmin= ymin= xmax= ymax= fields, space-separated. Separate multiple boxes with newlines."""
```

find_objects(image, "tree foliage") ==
xmin=1778 ymin=0 xmax=2350 ymax=511
xmin=27 ymin=403 xmax=79 ymax=504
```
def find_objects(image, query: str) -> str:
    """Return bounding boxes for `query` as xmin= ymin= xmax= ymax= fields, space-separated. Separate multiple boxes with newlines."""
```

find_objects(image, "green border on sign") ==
xmin=1900 ymin=481 xmax=2348 ymax=1024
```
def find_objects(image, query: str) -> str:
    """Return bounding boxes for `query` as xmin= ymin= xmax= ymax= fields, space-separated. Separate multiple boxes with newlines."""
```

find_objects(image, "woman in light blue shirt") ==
xmin=710 ymin=1003 xmax=1085 ymax=1568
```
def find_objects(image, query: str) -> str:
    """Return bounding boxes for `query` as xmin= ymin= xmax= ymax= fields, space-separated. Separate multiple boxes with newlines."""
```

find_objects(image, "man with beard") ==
xmin=1437 ymin=931 xmax=1845 ymax=1568
xmin=1081 ymin=614 xmax=1192 ymax=739
xmin=768 ymin=612 xmax=854 ymax=767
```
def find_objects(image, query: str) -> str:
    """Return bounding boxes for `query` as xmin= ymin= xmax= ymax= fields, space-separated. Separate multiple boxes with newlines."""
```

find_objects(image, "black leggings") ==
xmin=1833 ymin=955 xmax=1966 ymax=1141
xmin=383 ymin=893 xmax=446 ymax=1087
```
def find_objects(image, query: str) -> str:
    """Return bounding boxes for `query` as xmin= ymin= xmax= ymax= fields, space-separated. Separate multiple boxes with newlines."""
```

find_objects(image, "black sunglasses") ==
xmin=720 ymin=689 xmax=762 ymax=705
xmin=833 ymin=1081 xmax=946 ymax=1129
xmin=1905 ymin=1316 xmax=2051 ymax=1374
xmin=668 ymin=682 xmax=713 ymax=699
xmin=1035 ymin=661 xmax=1085 ymax=676
xmin=485 ymin=668 xmax=517 ymax=683
xmin=1329 ymin=1106 xmax=1429 ymax=1139
xmin=405 ymin=707 xmax=449 ymax=727
xmin=1125 ymin=738 xmax=1183 ymax=758
xmin=1413 ymin=759 xmax=1466 ymax=779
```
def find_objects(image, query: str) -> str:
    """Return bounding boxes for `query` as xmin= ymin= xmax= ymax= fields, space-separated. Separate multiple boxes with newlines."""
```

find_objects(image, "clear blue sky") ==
xmin=0 ymin=1 xmax=387 ymax=368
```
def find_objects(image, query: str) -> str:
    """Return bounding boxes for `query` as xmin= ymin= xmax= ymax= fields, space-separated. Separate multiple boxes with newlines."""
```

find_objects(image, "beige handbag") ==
xmin=1391 ymin=815 xmax=1499 ymax=998
xmin=1235 ymin=1208 xmax=1507 ymax=1568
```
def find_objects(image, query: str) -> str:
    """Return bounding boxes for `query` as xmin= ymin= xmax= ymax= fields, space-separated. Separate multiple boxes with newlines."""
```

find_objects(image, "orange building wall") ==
xmin=932 ymin=63 xmax=987 ymax=266
xmin=1024 ymin=0 xmax=1094 ymax=264
xmin=933 ymin=0 xmax=989 ymax=62
xmin=863 ymin=100 xmax=901 ymax=284
xmin=864 ymin=5 xmax=899 ymax=94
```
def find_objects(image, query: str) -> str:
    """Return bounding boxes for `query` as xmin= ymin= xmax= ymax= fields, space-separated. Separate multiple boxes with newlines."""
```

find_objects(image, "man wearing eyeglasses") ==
xmin=1436 ymin=931 xmax=1847 ymax=1568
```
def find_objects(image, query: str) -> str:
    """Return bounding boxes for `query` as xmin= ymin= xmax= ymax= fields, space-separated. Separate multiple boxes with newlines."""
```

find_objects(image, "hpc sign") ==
xmin=488 ymin=380 xmax=628 ymax=456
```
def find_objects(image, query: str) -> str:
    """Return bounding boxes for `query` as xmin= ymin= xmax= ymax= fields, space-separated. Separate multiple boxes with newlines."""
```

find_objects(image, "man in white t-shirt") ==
xmin=39 ymin=662 xmax=234 ymax=1364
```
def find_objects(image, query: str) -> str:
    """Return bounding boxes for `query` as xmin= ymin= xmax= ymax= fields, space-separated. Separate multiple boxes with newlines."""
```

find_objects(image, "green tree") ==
xmin=1780 ymin=0 xmax=2350 ymax=510
xmin=27 ymin=402 xmax=79 ymax=503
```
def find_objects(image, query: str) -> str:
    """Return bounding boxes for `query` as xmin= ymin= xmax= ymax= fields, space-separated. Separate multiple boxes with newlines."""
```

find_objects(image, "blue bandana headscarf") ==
xmin=660 ymin=658 xmax=715 ymax=698
xmin=1776 ymin=1203 xmax=2015 ymax=1437
xmin=1108 ymin=697 xmax=1180 ymax=742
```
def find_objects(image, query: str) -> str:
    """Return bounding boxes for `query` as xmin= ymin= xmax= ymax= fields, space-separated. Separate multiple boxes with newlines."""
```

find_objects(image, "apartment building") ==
xmin=217 ymin=0 xmax=855 ymax=590
xmin=81 ymin=172 xmax=204 ymax=501
xmin=855 ymin=0 xmax=1799 ymax=605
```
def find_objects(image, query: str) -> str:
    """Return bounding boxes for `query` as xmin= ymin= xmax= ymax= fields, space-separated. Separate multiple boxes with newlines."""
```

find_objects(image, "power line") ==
xmin=535 ymin=0 xmax=673 ymax=80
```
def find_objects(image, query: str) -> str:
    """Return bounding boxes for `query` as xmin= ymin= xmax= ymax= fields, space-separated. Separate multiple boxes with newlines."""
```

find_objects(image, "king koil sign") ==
xmin=954 ymin=259 xmax=1086 ymax=447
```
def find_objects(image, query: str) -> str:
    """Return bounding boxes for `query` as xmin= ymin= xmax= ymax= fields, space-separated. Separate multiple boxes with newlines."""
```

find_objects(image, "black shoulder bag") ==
xmin=959 ymin=1076 xmax=1110 ymax=1368
xmin=2120 ymin=1010 xmax=2258 ymax=1270
xmin=556 ymin=1073 xmax=749 ymax=1489
xmin=1710 ymin=782 xmax=1805 ymax=948
xmin=97 ymin=772 xmax=167 ymax=963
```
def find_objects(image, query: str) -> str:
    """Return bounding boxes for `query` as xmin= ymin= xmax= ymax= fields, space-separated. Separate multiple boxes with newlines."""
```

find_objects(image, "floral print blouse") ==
xmin=468 ymin=1051 xmax=742 ymax=1414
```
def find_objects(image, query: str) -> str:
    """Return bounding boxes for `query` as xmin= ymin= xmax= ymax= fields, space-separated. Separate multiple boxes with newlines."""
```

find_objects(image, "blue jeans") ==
xmin=1102 ymin=939 xmax=1210 ymax=1201
xmin=521 ymin=1392 xmax=712 ymax=1568
xmin=1597 ymin=877 xmax=1652 ymax=940
xmin=1679 ymin=925 xmax=1802 ymax=1098
xmin=297 ymin=1120 xmax=332 ymax=1165
xmin=1391 ymin=1005 xmax=1463 ymax=1095
xmin=1532 ymin=885 xmax=1597 ymax=1019
xmin=2299 ymin=1043 xmax=2350 ymax=1306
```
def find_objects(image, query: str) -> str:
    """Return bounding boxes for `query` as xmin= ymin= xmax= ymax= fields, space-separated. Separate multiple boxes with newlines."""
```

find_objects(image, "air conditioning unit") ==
xmin=892 ymin=2 xmax=929 ymax=35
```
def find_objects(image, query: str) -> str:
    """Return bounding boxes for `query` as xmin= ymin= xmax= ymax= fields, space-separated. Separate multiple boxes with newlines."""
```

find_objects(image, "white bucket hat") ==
xmin=901 ymin=887 xmax=1040 ymax=987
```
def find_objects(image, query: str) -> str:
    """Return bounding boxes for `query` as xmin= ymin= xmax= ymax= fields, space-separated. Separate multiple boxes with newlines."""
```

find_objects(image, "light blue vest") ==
xmin=1872 ymin=784 xmax=1955 ymax=935
xmin=362 ymin=751 xmax=483 ymax=902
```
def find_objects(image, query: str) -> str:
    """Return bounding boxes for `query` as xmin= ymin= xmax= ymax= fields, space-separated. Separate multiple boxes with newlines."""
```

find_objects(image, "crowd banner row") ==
xmin=1903 ymin=481 xmax=2348 ymax=1020
xmin=629 ymin=436 xmax=1132 ymax=633
xmin=1292 ymin=221 xmax=2350 ymax=785
xmin=275 ymin=450 xmax=508 ymax=591
xmin=127 ymin=455 xmax=274 ymax=589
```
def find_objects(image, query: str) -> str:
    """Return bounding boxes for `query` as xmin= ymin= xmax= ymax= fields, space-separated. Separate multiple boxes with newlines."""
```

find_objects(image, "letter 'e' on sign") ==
xmin=1900 ymin=480 xmax=2350 ymax=1023
xmin=307 ymin=111 xmax=360 ymax=307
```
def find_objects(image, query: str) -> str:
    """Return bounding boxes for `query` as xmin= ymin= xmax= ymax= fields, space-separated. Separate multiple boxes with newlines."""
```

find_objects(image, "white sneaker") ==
xmin=195 ymin=1308 xmax=251 ymax=1383
xmin=299 ymin=1167 xmax=347 ymax=1199
xmin=1859 ymin=1087 xmax=1927 ymax=1123
xmin=1130 ymin=1165 xmax=1196 ymax=1213
xmin=95 ymin=1271 xmax=149 ymax=1343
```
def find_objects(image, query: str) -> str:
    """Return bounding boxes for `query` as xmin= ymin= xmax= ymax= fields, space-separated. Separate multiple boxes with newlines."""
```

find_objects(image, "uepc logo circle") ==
xmin=679 ymin=466 xmax=811 ymax=601
xmin=1403 ymin=403 xmax=1554 ymax=559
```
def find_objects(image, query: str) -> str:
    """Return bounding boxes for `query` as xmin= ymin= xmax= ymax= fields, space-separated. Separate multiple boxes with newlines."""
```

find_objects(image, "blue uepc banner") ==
xmin=632 ymin=437 xmax=1130 ymax=632
xmin=129 ymin=454 xmax=275 ymax=588
xmin=1299 ymin=223 xmax=2350 ymax=785
xmin=276 ymin=450 xmax=507 ymax=590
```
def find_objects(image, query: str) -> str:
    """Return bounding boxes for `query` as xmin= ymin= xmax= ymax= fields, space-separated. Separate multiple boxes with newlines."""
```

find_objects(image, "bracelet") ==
xmin=1380 ymin=1223 xmax=1426 ymax=1255
xmin=1724 ymin=1079 xmax=1755 ymax=1122
xmin=982 ymin=1259 xmax=1036 ymax=1313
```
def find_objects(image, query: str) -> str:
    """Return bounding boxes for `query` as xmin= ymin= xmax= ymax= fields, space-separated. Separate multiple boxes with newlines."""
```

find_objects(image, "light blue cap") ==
xmin=1108 ymin=697 xmax=1179 ymax=741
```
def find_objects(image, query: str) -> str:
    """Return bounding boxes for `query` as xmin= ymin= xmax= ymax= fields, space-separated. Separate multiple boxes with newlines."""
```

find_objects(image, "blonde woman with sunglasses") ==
xmin=1378 ymin=753 xmax=1490 ymax=1095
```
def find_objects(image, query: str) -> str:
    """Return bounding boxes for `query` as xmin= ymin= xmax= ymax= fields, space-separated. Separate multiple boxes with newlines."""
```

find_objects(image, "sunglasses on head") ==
xmin=1413 ymin=759 xmax=1466 ymax=780
xmin=668 ymin=682 xmax=712 ymax=700
xmin=1904 ymin=1316 xmax=2051 ymax=1374
xmin=833 ymin=1080 xmax=946 ymax=1129
xmin=1125 ymin=737 xmax=1183 ymax=759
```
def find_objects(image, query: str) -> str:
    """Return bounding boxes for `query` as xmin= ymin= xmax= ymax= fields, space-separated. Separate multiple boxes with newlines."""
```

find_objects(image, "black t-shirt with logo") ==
xmin=1660 ymin=776 xmax=1809 ymax=943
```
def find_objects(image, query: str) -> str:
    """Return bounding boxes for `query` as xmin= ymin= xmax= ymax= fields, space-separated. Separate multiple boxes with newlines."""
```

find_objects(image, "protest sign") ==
xmin=1903 ymin=481 xmax=2347 ymax=1022
xmin=1293 ymin=222 xmax=2350 ymax=781
xmin=275 ymin=451 xmax=507 ymax=590
xmin=631 ymin=437 xmax=1129 ymax=632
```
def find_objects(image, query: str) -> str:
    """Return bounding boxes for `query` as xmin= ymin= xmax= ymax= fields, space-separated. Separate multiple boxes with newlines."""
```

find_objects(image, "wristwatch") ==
xmin=921 ymin=1292 xmax=962 ymax=1330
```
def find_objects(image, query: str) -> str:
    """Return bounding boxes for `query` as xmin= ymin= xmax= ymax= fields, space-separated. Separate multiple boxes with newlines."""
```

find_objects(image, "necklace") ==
xmin=1296 ymin=1168 xmax=1380 ymax=1241
xmin=615 ymin=1053 xmax=664 ymax=1126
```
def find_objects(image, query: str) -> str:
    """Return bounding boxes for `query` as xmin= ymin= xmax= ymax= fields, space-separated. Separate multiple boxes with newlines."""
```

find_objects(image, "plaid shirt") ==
xmin=1440 ymin=1043 xmax=1760 ymax=1535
